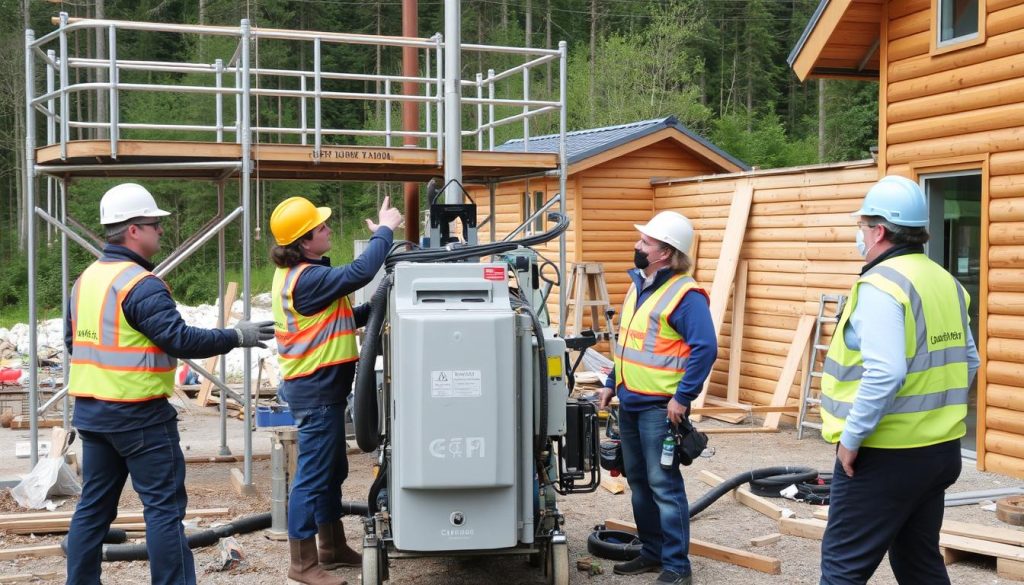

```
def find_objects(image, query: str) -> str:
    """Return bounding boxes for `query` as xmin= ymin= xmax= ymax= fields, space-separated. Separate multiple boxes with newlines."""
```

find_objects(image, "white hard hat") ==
xmin=853 ymin=175 xmax=928 ymax=227
xmin=634 ymin=211 xmax=694 ymax=254
xmin=99 ymin=183 xmax=171 ymax=225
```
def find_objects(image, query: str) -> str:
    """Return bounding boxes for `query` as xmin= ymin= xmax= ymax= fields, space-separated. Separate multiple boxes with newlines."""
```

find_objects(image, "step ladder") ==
xmin=565 ymin=263 xmax=616 ymax=346
xmin=797 ymin=293 xmax=848 ymax=439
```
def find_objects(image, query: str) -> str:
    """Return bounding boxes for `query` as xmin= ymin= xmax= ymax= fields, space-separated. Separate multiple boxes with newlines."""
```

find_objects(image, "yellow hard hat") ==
xmin=270 ymin=196 xmax=332 ymax=246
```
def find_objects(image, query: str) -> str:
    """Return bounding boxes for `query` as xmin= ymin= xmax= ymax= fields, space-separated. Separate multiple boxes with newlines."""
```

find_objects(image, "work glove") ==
xmin=234 ymin=320 xmax=275 ymax=349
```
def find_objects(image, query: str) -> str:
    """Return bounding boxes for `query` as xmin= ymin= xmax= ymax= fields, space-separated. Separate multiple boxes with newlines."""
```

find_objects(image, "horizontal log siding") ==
xmin=652 ymin=165 xmax=876 ymax=415
xmin=883 ymin=0 xmax=1024 ymax=477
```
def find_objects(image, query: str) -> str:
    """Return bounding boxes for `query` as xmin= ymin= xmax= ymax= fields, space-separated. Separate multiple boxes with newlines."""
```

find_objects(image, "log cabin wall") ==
xmin=881 ymin=0 xmax=1024 ymax=476
xmin=652 ymin=162 xmax=879 ymax=412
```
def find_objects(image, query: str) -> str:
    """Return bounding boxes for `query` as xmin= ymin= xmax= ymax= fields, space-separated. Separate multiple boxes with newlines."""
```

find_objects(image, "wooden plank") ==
xmin=0 ymin=544 xmax=64 ymax=561
xmin=604 ymin=518 xmax=781 ymax=574
xmin=941 ymin=520 xmax=1024 ymax=547
xmin=0 ymin=508 xmax=231 ymax=534
xmin=939 ymin=533 xmax=1024 ymax=561
xmin=0 ymin=572 xmax=63 ymax=584
xmin=998 ymin=557 xmax=1024 ymax=581
xmin=194 ymin=281 xmax=238 ymax=407
xmin=779 ymin=517 xmax=827 ymax=540
xmin=701 ymin=395 xmax=750 ymax=424
xmin=764 ymin=315 xmax=817 ymax=430
xmin=230 ymin=467 xmax=257 ymax=497
xmin=750 ymin=533 xmax=781 ymax=547
xmin=690 ymin=405 xmax=799 ymax=415
xmin=696 ymin=470 xmax=790 ymax=520
xmin=694 ymin=181 xmax=754 ymax=417
xmin=600 ymin=476 xmax=627 ymax=495
xmin=813 ymin=506 xmax=829 ymax=521
xmin=700 ymin=426 xmax=779 ymax=434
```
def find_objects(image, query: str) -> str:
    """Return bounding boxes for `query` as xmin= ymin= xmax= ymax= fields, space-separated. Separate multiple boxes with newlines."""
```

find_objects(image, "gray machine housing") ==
xmin=385 ymin=261 xmax=567 ymax=552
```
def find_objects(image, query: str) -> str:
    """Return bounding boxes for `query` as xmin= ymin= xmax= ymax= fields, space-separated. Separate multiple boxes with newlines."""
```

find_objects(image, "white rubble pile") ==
xmin=0 ymin=292 xmax=283 ymax=380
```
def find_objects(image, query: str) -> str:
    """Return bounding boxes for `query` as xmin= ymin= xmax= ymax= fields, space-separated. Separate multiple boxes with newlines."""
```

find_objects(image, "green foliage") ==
xmin=710 ymin=109 xmax=818 ymax=169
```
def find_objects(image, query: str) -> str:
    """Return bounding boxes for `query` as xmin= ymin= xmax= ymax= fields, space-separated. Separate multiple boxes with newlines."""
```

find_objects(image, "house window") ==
xmin=938 ymin=0 xmax=980 ymax=46
xmin=521 ymin=191 xmax=547 ymax=233
xmin=533 ymin=191 xmax=546 ymax=232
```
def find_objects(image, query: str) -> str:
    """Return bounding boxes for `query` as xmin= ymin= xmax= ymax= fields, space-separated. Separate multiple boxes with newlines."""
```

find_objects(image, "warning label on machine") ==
xmin=431 ymin=370 xmax=482 ymax=398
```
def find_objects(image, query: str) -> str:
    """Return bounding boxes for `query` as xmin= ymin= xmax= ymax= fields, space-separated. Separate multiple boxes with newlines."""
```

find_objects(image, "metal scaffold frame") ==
xmin=22 ymin=11 xmax=569 ymax=489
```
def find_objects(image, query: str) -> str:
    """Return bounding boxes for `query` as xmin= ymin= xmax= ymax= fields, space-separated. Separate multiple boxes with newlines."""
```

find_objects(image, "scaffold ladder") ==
xmin=797 ymin=293 xmax=848 ymax=439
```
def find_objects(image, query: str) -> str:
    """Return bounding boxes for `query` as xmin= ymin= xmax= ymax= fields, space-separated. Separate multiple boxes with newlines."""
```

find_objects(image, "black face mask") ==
xmin=633 ymin=249 xmax=650 ymax=270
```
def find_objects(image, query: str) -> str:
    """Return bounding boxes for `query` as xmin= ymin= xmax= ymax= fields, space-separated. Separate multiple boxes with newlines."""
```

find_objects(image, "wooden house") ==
xmin=691 ymin=0 xmax=1023 ymax=476
xmin=468 ymin=116 xmax=747 ymax=318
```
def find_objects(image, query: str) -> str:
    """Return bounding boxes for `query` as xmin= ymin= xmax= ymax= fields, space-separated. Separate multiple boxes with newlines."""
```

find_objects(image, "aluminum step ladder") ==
xmin=797 ymin=294 xmax=848 ymax=439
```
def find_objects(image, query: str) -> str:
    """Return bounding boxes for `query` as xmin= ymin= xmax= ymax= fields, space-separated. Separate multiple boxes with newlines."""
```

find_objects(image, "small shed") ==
xmin=470 ymin=116 xmax=747 ymax=319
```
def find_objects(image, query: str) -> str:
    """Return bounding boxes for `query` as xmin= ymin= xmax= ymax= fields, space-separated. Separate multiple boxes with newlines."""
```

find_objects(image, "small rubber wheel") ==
xmin=362 ymin=536 xmax=383 ymax=585
xmin=548 ymin=540 xmax=569 ymax=585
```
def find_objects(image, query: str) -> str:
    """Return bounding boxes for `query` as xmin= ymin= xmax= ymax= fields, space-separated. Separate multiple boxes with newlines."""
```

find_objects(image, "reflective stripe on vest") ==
xmin=819 ymin=254 xmax=970 ymax=448
xmin=613 ymin=273 xmax=707 ymax=397
xmin=271 ymin=264 xmax=358 ymax=380
xmin=68 ymin=261 xmax=177 ymax=402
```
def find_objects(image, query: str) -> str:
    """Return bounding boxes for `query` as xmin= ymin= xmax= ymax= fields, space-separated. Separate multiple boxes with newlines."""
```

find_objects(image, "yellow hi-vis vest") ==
xmin=613 ymin=273 xmax=708 ymax=396
xmin=820 ymin=254 xmax=971 ymax=448
xmin=68 ymin=261 xmax=177 ymax=401
xmin=272 ymin=264 xmax=358 ymax=380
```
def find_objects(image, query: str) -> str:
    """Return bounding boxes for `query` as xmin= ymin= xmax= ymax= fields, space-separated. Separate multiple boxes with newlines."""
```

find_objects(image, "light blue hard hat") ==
xmin=852 ymin=175 xmax=928 ymax=227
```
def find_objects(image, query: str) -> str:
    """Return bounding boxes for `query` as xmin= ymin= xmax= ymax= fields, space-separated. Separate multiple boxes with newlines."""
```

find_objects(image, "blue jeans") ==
xmin=619 ymin=406 xmax=691 ymax=576
xmin=66 ymin=419 xmax=193 ymax=585
xmin=288 ymin=403 xmax=349 ymax=539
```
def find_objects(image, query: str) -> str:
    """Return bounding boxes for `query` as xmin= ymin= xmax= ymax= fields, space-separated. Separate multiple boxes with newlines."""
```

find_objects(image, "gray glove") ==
xmin=234 ymin=319 xmax=275 ymax=349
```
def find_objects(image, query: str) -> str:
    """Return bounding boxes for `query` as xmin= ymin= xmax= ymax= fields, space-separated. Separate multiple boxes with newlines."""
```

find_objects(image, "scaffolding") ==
xmin=22 ymin=12 xmax=569 ymax=489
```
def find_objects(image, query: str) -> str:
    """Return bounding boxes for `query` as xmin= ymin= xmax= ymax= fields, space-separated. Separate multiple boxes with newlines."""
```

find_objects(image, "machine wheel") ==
xmin=547 ymin=540 xmax=569 ymax=585
xmin=362 ymin=536 xmax=384 ymax=585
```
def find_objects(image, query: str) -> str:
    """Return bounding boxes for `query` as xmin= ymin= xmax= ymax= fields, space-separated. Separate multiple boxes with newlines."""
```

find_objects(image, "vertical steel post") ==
xmin=108 ymin=25 xmax=118 ymax=158
xmin=61 ymin=179 xmax=70 ymax=430
xmin=313 ymin=37 xmax=321 ymax=160
xmin=46 ymin=53 xmax=55 ymax=245
xmin=443 ymin=0 xmax=462 ymax=203
xmin=59 ymin=13 xmax=68 ymax=160
xmin=558 ymin=41 xmax=568 ymax=337
xmin=425 ymin=48 xmax=432 ymax=150
xmin=215 ymin=59 xmax=224 ymax=142
xmin=240 ymin=19 xmax=255 ymax=485
xmin=487 ymin=69 xmax=495 ymax=150
xmin=217 ymin=182 xmax=230 ymax=456
xmin=25 ymin=28 xmax=39 ymax=466
xmin=434 ymin=35 xmax=442 ymax=167
xmin=384 ymin=80 xmax=391 ymax=147
xmin=299 ymin=75 xmax=307 ymax=145
xmin=522 ymin=63 xmax=530 ymax=151
xmin=475 ymin=73 xmax=483 ymax=150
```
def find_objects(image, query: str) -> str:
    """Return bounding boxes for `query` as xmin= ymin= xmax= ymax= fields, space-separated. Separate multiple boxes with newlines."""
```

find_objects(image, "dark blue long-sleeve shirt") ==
xmin=605 ymin=268 xmax=718 ymax=412
xmin=65 ymin=245 xmax=240 ymax=432
xmin=277 ymin=227 xmax=393 ymax=411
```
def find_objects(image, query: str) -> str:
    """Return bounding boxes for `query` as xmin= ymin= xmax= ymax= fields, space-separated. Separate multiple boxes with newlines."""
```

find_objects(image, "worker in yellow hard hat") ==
xmin=269 ymin=195 xmax=401 ymax=585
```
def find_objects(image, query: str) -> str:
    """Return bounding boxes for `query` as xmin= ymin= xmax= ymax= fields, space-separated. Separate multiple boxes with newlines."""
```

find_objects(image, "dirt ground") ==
xmin=1 ymin=413 xmax=1021 ymax=585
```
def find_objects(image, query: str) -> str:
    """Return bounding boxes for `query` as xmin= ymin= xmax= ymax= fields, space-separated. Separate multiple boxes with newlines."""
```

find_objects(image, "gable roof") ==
xmin=788 ymin=0 xmax=882 ymax=81
xmin=496 ymin=116 xmax=749 ymax=172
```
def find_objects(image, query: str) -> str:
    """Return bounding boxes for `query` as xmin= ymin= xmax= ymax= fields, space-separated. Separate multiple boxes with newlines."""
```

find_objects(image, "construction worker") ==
xmin=64 ymin=183 xmax=274 ymax=585
xmin=819 ymin=176 xmax=980 ymax=585
xmin=270 ymin=195 xmax=401 ymax=585
xmin=598 ymin=211 xmax=717 ymax=585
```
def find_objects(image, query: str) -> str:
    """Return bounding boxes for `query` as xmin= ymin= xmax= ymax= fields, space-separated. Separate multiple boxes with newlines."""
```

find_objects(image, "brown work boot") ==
xmin=288 ymin=537 xmax=347 ymax=585
xmin=318 ymin=520 xmax=362 ymax=568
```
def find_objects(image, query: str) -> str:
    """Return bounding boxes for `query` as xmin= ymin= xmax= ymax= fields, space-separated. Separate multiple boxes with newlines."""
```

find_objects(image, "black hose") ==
xmin=354 ymin=274 xmax=393 ymax=453
xmin=81 ymin=501 xmax=371 ymax=562
xmin=368 ymin=457 xmax=389 ymax=515
xmin=689 ymin=466 xmax=817 ymax=518
xmin=587 ymin=466 xmax=822 ymax=562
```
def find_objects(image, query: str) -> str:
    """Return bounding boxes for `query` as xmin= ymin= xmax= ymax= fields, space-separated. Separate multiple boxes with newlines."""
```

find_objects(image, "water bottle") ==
xmin=660 ymin=420 xmax=676 ymax=470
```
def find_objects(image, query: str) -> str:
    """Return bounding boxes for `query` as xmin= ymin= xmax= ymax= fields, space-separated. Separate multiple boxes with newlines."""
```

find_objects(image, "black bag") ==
xmin=673 ymin=417 xmax=709 ymax=466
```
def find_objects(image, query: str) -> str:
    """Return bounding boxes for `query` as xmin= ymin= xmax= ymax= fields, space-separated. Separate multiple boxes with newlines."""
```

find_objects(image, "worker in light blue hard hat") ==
xmin=818 ymin=175 xmax=980 ymax=585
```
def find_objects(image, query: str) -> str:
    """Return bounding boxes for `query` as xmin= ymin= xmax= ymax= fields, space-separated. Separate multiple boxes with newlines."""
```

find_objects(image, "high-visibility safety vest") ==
xmin=272 ymin=264 xmax=358 ymax=380
xmin=613 ymin=273 xmax=708 ymax=397
xmin=821 ymin=254 xmax=971 ymax=448
xmin=68 ymin=261 xmax=177 ymax=402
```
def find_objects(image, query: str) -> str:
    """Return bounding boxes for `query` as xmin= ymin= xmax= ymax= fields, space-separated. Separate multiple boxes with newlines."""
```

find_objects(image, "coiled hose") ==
xmin=354 ymin=274 xmax=393 ymax=453
xmin=587 ymin=466 xmax=818 ymax=561
xmin=70 ymin=501 xmax=370 ymax=562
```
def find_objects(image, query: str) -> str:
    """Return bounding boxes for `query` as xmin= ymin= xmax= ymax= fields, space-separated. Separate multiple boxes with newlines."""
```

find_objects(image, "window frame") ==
xmin=930 ymin=0 xmax=985 ymax=55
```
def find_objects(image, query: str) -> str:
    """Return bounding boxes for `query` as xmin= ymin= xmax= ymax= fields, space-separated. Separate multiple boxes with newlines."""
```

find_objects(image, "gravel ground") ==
xmin=1 ymin=416 xmax=1021 ymax=585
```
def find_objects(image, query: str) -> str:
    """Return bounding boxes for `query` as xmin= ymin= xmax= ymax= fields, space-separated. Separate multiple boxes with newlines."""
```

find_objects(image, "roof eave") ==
xmin=788 ymin=0 xmax=858 ymax=82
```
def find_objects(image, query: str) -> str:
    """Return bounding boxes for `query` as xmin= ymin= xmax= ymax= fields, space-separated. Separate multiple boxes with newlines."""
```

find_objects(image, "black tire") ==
xmin=586 ymin=526 xmax=642 ymax=561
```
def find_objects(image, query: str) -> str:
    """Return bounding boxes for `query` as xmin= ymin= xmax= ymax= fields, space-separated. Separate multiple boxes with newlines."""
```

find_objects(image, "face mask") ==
xmin=856 ymin=228 xmax=877 ymax=258
xmin=633 ymin=248 xmax=650 ymax=270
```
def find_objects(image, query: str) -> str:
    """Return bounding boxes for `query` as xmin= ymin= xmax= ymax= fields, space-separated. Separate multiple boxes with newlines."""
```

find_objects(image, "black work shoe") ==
xmin=655 ymin=569 xmax=692 ymax=584
xmin=613 ymin=555 xmax=662 ymax=575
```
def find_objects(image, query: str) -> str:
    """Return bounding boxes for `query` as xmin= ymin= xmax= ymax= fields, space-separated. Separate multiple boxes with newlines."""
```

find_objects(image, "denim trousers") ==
xmin=820 ymin=439 xmax=961 ymax=585
xmin=619 ymin=406 xmax=691 ymax=576
xmin=66 ymin=419 xmax=193 ymax=585
xmin=288 ymin=402 xmax=349 ymax=539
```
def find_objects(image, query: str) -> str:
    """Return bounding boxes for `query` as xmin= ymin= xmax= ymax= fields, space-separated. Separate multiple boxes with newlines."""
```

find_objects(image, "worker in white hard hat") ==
xmin=598 ymin=210 xmax=716 ymax=585
xmin=819 ymin=175 xmax=980 ymax=585
xmin=65 ymin=183 xmax=274 ymax=585
xmin=269 ymin=194 xmax=401 ymax=585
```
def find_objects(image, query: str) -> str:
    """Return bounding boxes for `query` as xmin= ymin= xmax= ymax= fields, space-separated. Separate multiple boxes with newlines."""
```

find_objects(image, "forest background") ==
xmin=0 ymin=0 xmax=878 ymax=326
